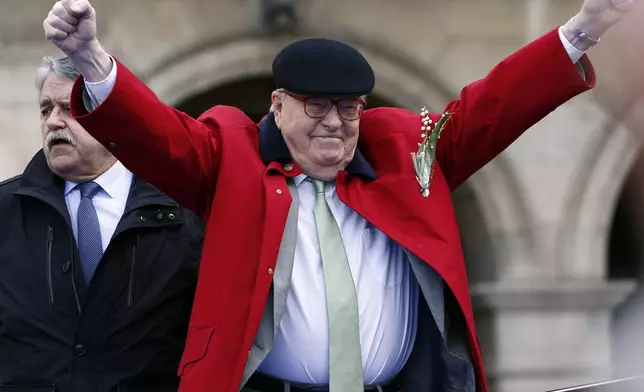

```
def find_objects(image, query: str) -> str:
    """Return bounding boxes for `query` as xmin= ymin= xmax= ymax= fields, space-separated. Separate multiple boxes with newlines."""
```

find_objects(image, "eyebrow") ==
xmin=39 ymin=96 xmax=71 ymax=108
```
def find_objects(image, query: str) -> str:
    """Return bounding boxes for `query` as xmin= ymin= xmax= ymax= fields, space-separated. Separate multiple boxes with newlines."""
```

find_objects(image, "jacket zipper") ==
xmin=127 ymin=236 xmax=139 ymax=309
xmin=46 ymin=226 xmax=55 ymax=305
xmin=69 ymin=231 xmax=82 ymax=314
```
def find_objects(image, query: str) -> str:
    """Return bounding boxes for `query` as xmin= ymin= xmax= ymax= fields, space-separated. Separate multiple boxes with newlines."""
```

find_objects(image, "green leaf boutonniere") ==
xmin=411 ymin=108 xmax=453 ymax=197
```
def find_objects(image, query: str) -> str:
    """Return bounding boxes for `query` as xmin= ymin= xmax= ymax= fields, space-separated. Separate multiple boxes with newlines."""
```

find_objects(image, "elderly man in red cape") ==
xmin=43 ymin=0 xmax=634 ymax=391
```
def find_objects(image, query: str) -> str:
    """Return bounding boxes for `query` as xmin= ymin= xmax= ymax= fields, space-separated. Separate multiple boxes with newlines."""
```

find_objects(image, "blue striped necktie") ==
xmin=77 ymin=181 xmax=103 ymax=284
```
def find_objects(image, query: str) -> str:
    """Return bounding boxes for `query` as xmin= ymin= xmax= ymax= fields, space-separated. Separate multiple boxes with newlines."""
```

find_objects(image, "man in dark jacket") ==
xmin=0 ymin=56 xmax=204 ymax=392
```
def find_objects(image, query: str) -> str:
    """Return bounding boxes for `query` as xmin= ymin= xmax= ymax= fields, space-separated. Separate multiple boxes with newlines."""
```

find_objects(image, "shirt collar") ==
xmin=258 ymin=111 xmax=377 ymax=181
xmin=293 ymin=173 xmax=308 ymax=187
xmin=64 ymin=160 xmax=133 ymax=199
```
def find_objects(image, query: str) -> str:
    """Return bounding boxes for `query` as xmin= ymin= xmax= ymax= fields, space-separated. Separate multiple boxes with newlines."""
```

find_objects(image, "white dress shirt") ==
xmin=559 ymin=28 xmax=584 ymax=63
xmin=257 ymin=176 xmax=418 ymax=385
xmin=64 ymin=160 xmax=133 ymax=251
xmin=83 ymin=31 xmax=585 ymax=384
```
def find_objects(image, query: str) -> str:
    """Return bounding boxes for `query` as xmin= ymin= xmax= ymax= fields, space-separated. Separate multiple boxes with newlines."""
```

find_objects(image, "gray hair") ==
xmin=35 ymin=56 xmax=80 ymax=94
xmin=269 ymin=88 xmax=368 ymax=113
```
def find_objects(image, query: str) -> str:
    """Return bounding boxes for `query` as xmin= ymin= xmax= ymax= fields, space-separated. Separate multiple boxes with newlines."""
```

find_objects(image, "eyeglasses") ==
xmin=283 ymin=91 xmax=366 ymax=121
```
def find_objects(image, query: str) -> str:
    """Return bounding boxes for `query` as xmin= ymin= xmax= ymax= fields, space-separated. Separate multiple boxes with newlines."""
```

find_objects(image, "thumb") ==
xmin=68 ymin=0 xmax=93 ymax=19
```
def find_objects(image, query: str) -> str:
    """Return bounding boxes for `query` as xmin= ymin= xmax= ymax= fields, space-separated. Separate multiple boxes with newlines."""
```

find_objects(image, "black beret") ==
xmin=272 ymin=38 xmax=375 ymax=97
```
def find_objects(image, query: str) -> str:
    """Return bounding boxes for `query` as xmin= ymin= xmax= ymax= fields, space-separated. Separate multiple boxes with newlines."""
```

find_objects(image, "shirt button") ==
xmin=268 ymin=268 xmax=274 ymax=275
xmin=62 ymin=260 xmax=71 ymax=273
xmin=284 ymin=163 xmax=293 ymax=171
xmin=276 ymin=189 xmax=282 ymax=195
xmin=74 ymin=344 xmax=86 ymax=356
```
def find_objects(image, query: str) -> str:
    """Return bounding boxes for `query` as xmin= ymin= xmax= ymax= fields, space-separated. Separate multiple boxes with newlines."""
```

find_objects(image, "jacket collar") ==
xmin=15 ymin=150 xmax=176 ymax=214
xmin=258 ymin=111 xmax=378 ymax=181
xmin=17 ymin=150 xmax=67 ymax=204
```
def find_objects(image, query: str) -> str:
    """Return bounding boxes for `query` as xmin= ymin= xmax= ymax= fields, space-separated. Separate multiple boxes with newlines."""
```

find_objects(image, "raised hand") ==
xmin=575 ymin=0 xmax=637 ymax=38
xmin=44 ymin=0 xmax=98 ymax=56
xmin=44 ymin=0 xmax=111 ymax=82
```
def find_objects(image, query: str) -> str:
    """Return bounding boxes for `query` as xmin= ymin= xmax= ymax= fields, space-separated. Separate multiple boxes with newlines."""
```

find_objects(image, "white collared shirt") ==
xmin=257 ymin=175 xmax=419 ymax=385
xmin=64 ymin=161 xmax=133 ymax=251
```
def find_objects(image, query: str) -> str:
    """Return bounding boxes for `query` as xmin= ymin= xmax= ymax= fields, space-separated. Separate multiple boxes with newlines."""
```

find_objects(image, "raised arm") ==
xmin=44 ymin=0 xmax=221 ymax=218
xmin=435 ymin=0 xmax=635 ymax=190
xmin=434 ymin=28 xmax=594 ymax=191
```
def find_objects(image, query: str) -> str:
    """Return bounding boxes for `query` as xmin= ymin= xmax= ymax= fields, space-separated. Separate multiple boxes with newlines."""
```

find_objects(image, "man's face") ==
xmin=39 ymin=74 xmax=115 ymax=181
xmin=272 ymin=91 xmax=362 ymax=180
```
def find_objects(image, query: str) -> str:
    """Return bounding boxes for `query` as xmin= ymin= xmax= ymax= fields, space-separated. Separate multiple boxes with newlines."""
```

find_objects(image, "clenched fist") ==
xmin=44 ymin=0 xmax=97 ymax=56
xmin=44 ymin=0 xmax=111 ymax=82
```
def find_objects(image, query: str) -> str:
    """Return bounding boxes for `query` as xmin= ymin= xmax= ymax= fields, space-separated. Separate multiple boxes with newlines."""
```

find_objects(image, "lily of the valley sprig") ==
xmin=411 ymin=108 xmax=453 ymax=197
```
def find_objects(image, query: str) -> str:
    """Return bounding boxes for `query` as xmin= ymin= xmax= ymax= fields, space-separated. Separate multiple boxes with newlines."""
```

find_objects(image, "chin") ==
xmin=315 ymin=150 xmax=346 ymax=164
xmin=47 ymin=155 xmax=78 ymax=175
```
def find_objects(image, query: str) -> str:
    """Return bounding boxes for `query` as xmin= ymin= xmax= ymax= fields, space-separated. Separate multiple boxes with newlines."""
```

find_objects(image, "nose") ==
xmin=45 ymin=107 xmax=66 ymax=132
xmin=321 ymin=105 xmax=343 ymax=129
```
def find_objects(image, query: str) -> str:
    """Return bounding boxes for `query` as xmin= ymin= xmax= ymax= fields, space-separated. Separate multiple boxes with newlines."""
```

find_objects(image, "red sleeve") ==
xmin=435 ymin=28 xmax=595 ymax=190
xmin=70 ymin=58 xmax=221 ymax=219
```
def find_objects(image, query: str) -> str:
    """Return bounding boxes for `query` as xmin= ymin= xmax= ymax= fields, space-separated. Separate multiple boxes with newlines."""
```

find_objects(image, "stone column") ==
xmin=471 ymin=279 xmax=636 ymax=392
xmin=525 ymin=0 xmax=549 ymax=42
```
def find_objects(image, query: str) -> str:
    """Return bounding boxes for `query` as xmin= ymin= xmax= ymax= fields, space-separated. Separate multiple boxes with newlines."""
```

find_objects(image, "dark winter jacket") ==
xmin=0 ymin=151 xmax=204 ymax=392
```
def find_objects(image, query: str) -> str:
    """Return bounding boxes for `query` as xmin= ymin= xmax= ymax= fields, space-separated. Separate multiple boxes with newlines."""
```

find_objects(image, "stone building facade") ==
xmin=0 ymin=0 xmax=641 ymax=391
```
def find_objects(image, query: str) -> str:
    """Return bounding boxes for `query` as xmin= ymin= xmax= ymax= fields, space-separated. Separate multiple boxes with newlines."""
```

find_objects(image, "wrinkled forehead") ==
xmin=40 ymin=75 xmax=73 ymax=104
xmin=313 ymin=95 xmax=363 ymax=101
xmin=284 ymin=91 xmax=363 ymax=101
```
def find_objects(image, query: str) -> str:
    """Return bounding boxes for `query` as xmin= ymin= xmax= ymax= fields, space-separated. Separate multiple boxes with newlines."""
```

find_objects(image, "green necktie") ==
xmin=312 ymin=179 xmax=364 ymax=391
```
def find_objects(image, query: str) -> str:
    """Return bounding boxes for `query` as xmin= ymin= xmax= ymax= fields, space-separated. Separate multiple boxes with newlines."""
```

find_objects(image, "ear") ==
xmin=271 ymin=91 xmax=284 ymax=127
